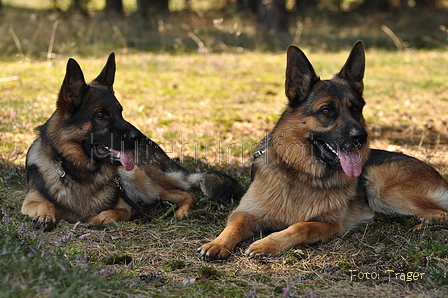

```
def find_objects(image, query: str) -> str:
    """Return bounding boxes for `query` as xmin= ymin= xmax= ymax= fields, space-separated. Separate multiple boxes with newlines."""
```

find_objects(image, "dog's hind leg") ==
xmin=369 ymin=190 xmax=448 ymax=231
xmin=119 ymin=168 xmax=197 ymax=218
xmin=159 ymin=189 xmax=197 ymax=218
xmin=21 ymin=190 xmax=58 ymax=231
xmin=365 ymin=161 xmax=448 ymax=227
xmin=88 ymin=197 xmax=132 ymax=225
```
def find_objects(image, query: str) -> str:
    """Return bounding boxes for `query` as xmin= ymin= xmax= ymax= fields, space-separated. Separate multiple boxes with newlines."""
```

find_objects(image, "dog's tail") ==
xmin=183 ymin=172 xmax=244 ymax=204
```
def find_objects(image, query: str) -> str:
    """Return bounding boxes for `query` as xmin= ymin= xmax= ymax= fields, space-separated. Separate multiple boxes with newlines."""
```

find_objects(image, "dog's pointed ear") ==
xmin=57 ymin=58 xmax=87 ymax=114
xmin=285 ymin=45 xmax=320 ymax=108
xmin=337 ymin=40 xmax=365 ymax=95
xmin=93 ymin=52 xmax=115 ymax=89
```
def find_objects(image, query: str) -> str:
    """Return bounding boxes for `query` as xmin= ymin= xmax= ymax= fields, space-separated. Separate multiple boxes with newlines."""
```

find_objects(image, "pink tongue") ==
xmin=337 ymin=150 xmax=362 ymax=177
xmin=110 ymin=149 xmax=134 ymax=171
xmin=120 ymin=150 xmax=135 ymax=171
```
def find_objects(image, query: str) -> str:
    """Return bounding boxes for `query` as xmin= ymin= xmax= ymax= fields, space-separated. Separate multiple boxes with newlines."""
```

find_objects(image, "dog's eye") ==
xmin=352 ymin=106 xmax=359 ymax=112
xmin=321 ymin=108 xmax=331 ymax=115
xmin=96 ymin=111 xmax=105 ymax=117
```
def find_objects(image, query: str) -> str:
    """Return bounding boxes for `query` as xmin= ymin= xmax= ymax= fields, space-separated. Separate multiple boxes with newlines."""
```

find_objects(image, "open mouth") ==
xmin=312 ymin=139 xmax=363 ymax=178
xmin=94 ymin=145 xmax=135 ymax=171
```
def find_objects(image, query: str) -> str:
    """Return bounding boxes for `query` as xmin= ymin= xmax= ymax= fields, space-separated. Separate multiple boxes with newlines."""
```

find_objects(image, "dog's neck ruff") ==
xmin=50 ymin=157 xmax=115 ymax=186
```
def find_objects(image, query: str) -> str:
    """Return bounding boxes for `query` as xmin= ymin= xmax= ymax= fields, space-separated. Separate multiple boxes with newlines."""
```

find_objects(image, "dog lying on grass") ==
xmin=22 ymin=53 xmax=243 ymax=231
xmin=198 ymin=41 xmax=448 ymax=261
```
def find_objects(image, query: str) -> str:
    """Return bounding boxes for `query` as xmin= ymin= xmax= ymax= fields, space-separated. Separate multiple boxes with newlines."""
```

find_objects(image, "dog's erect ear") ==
xmin=93 ymin=52 xmax=115 ymax=89
xmin=337 ymin=40 xmax=365 ymax=95
xmin=285 ymin=45 xmax=320 ymax=108
xmin=57 ymin=58 xmax=87 ymax=114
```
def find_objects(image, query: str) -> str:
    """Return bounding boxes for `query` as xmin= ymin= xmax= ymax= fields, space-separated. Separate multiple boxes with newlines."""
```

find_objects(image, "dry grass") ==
xmin=31 ymin=204 xmax=446 ymax=297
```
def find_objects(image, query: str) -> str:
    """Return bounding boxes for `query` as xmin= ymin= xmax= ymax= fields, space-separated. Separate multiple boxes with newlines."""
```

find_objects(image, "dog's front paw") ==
xmin=197 ymin=241 xmax=231 ymax=262
xmin=32 ymin=216 xmax=57 ymax=232
xmin=31 ymin=202 xmax=58 ymax=231
xmin=245 ymin=237 xmax=282 ymax=258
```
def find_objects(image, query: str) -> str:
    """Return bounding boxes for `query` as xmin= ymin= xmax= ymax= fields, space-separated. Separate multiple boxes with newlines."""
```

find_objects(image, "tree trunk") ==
xmin=105 ymin=0 xmax=124 ymax=18
xmin=70 ymin=0 xmax=89 ymax=15
xmin=149 ymin=0 xmax=169 ymax=13
xmin=237 ymin=0 xmax=257 ymax=13
xmin=257 ymin=0 xmax=288 ymax=33
xmin=136 ymin=0 xmax=169 ymax=21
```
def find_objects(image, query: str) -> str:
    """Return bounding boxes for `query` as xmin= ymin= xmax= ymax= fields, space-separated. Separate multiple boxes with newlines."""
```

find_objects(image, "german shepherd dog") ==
xmin=22 ymin=54 xmax=243 ymax=231
xmin=198 ymin=41 xmax=448 ymax=261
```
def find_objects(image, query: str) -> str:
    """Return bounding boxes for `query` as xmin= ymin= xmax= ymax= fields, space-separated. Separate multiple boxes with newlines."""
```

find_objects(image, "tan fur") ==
xmin=21 ymin=190 xmax=57 ymax=224
xmin=365 ymin=161 xmax=448 ymax=221
xmin=199 ymin=135 xmax=374 ymax=260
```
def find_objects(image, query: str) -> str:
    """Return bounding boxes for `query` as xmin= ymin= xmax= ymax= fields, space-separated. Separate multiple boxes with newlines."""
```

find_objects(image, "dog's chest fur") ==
xmin=26 ymin=138 xmax=120 ymax=222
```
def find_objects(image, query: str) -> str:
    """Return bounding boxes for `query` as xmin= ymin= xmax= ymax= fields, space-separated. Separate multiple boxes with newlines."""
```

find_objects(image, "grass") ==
xmin=1 ymin=4 xmax=448 ymax=298
xmin=0 ymin=218 xmax=135 ymax=297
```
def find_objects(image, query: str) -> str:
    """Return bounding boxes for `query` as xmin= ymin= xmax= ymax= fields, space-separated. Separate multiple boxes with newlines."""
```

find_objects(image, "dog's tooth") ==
xmin=325 ymin=143 xmax=337 ymax=154
xmin=116 ymin=152 xmax=120 ymax=158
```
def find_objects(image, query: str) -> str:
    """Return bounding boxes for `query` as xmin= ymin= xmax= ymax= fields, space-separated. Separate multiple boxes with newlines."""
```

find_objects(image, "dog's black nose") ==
xmin=127 ymin=130 xmax=142 ymax=140
xmin=123 ymin=123 xmax=145 ymax=141
xmin=350 ymin=127 xmax=367 ymax=148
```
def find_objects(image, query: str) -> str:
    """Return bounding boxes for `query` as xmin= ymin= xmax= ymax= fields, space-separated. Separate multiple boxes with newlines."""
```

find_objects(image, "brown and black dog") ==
xmin=22 ymin=53 xmax=243 ymax=231
xmin=198 ymin=41 xmax=448 ymax=261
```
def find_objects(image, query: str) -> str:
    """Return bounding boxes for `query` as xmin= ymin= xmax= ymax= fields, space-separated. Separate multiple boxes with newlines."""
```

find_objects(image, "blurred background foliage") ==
xmin=0 ymin=0 xmax=447 ymax=57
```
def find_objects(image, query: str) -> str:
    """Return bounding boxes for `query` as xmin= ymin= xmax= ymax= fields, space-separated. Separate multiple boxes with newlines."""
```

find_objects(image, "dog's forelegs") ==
xmin=88 ymin=197 xmax=132 ymax=225
xmin=198 ymin=210 xmax=256 ymax=261
xmin=21 ymin=190 xmax=58 ymax=231
xmin=246 ymin=221 xmax=344 ymax=257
